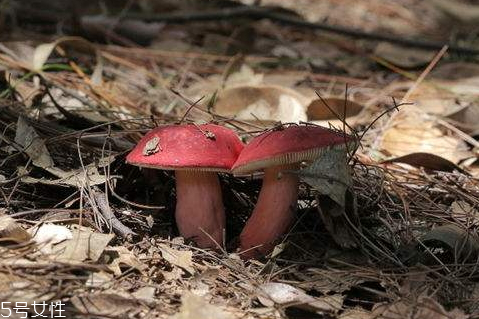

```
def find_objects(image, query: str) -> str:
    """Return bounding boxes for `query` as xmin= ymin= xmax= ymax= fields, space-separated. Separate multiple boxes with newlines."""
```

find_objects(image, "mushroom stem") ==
xmin=239 ymin=163 xmax=299 ymax=259
xmin=175 ymin=170 xmax=225 ymax=249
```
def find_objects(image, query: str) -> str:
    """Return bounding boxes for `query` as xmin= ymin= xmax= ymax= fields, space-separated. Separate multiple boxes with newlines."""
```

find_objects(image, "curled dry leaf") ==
xmin=214 ymin=84 xmax=309 ymax=123
xmin=15 ymin=116 xmax=54 ymax=169
xmin=158 ymin=243 xmax=195 ymax=275
xmin=103 ymin=246 xmax=146 ymax=276
xmin=380 ymin=116 xmax=471 ymax=164
xmin=50 ymin=226 xmax=114 ymax=263
xmin=306 ymin=97 xmax=364 ymax=130
xmin=382 ymin=152 xmax=464 ymax=173
xmin=0 ymin=213 xmax=31 ymax=244
xmin=170 ymin=292 xmax=234 ymax=319
xmin=30 ymin=223 xmax=72 ymax=254
xmin=257 ymin=282 xmax=343 ymax=314
xmin=421 ymin=224 xmax=479 ymax=261
xmin=33 ymin=36 xmax=96 ymax=71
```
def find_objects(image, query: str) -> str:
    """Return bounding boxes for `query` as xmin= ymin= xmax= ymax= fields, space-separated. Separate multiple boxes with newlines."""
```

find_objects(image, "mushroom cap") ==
xmin=126 ymin=124 xmax=244 ymax=172
xmin=232 ymin=125 xmax=354 ymax=174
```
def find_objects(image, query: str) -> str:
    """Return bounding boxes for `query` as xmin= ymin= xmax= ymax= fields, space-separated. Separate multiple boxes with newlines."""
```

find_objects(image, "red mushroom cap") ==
xmin=126 ymin=124 xmax=244 ymax=172
xmin=232 ymin=125 xmax=354 ymax=174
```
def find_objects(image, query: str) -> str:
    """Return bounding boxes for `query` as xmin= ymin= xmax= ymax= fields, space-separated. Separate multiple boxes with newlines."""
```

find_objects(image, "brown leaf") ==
xmin=382 ymin=152 xmax=465 ymax=173
xmin=257 ymin=282 xmax=343 ymax=314
xmin=374 ymin=42 xmax=435 ymax=68
xmin=170 ymin=292 xmax=234 ymax=319
xmin=52 ymin=226 xmax=114 ymax=263
xmin=158 ymin=243 xmax=195 ymax=274
xmin=214 ymin=84 xmax=309 ymax=123
xmin=372 ymin=296 xmax=468 ymax=319
xmin=421 ymin=224 xmax=479 ymax=260
xmin=0 ymin=213 xmax=31 ymax=244
xmin=381 ymin=118 xmax=471 ymax=164
xmin=306 ymin=97 xmax=363 ymax=130
xmin=71 ymin=294 xmax=146 ymax=317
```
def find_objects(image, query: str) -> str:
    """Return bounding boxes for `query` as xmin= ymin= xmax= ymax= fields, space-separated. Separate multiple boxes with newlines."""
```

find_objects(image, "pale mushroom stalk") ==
xmin=239 ymin=164 xmax=299 ymax=259
xmin=175 ymin=170 xmax=225 ymax=248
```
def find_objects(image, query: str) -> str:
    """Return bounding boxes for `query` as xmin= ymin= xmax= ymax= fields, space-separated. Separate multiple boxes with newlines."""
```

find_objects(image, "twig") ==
xmin=92 ymin=187 xmax=136 ymax=240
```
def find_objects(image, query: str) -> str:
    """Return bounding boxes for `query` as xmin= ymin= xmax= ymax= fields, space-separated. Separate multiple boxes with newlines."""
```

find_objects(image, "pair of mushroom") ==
xmin=126 ymin=123 xmax=352 ymax=259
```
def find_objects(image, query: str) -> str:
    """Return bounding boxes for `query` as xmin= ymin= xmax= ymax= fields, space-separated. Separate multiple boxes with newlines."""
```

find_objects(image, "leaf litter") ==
xmin=2 ymin=0 xmax=479 ymax=318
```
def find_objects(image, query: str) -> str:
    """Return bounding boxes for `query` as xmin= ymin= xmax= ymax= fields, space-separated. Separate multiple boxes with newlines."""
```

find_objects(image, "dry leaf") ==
xmin=381 ymin=117 xmax=471 ymax=164
xmin=427 ymin=0 xmax=479 ymax=23
xmin=257 ymin=282 xmax=343 ymax=314
xmin=382 ymin=152 xmax=464 ymax=173
xmin=214 ymin=84 xmax=309 ymax=123
xmin=421 ymin=224 xmax=479 ymax=260
xmin=170 ymin=292 xmax=234 ymax=319
xmin=0 ymin=213 xmax=31 ymax=244
xmin=295 ymin=269 xmax=366 ymax=294
xmin=298 ymin=147 xmax=352 ymax=207
xmin=33 ymin=36 xmax=96 ymax=71
xmin=85 ymin=271 xmax=114 ymax=288
xmin=103 ymin=246 xmax=146 ymax=275
xmin=306 ymin=97 xmax=364 ymax=130
xmin=446 ymin=104 xmax=479 ymax=133
xmin=51 ymin=226 xmax=114 ymax=262
xmin=132 ymin=286 xmax=156 ymax=304
xmin=372 ymin=296 xmax=468 ymax=319
xmin=15 ymin=116 xmax=54 ymax=169
xmin=449 ymin=201 xmax=479 ymax=226
xmin=71 ymin=294 xmax=146 ymax=317
xmin=339 ymin=307 xmax=372 ymax=319
xmin=374 ymin=42 xmax=435 ymax=68
xmin=30 ymin=223 xmax=73 ymax=254
xmin=158 ymin=243 xmax=195 ymax=274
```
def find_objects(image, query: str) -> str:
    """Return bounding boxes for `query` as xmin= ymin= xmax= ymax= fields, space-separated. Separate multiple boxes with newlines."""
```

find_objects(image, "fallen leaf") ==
xmin=446 ymin=104 xmax=479 ymax=133
xmin=420 ymin=224 xmax=479 ymax=260
xmin=431 ymin=62 xmax=479 ymax=80
xmin=15 ymin=116 xmax=54 ymax=169
xmin=158 ymin=243 xmax=195 ymax=274
xmin=297 ymin=147 xmax=352 ymax=207
xmin=372 ymin=296 xmax=468 ymax=319
xmin=214 ymin=84 xmax=309 ymax=123
xmin=33 ymin=36 xmax=96 ymax=71
xmin=257 ymin=282 xmax=343 ymax=314
xmin=30 ymin=223 xmax=73 ymax=254
xmin=295 ymin=269 xmax=366 ymax=294
xmin=449 ymin=201 xmax=479 ymax=226
xmin=382 ymin=152 xmax=464 ymax=173
xmin=306 ymin=97 xmax=364 ymax=130
xmin=374 ymin=42 xmax=435 ymax=68
xmin=71 ymin=294 xmax=146 ymax=317
xmin=132 ymin=286 xmax=156 ymax=304
xmin=427 ymin=0 xmax=479 ymax=23
xmin=381 ymin=117 xmax=471 ymax=164
xmin=0 ymin=213 xmax=31 ymax=244
xmin=339 ymin=307 xmax=372 ymax=319
xmin=52 ymin=226 xmax=114 ymax=262
xmin=85 ymin=271 xmax=113 ymax=288
xmin=103 ymin=246 xmax=146 ymax=276
xmin=170 ymin=292 xmax=234 ymax=319
xmin=0 ymin=273 xmax=55 ymax=304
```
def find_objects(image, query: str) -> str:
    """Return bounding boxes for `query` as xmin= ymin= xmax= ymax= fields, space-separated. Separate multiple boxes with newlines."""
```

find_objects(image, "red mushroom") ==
xmin=126 ymin=124 xmax=244 ymax=248
xmin=232 ymin=125 xmax=354 ymax=259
